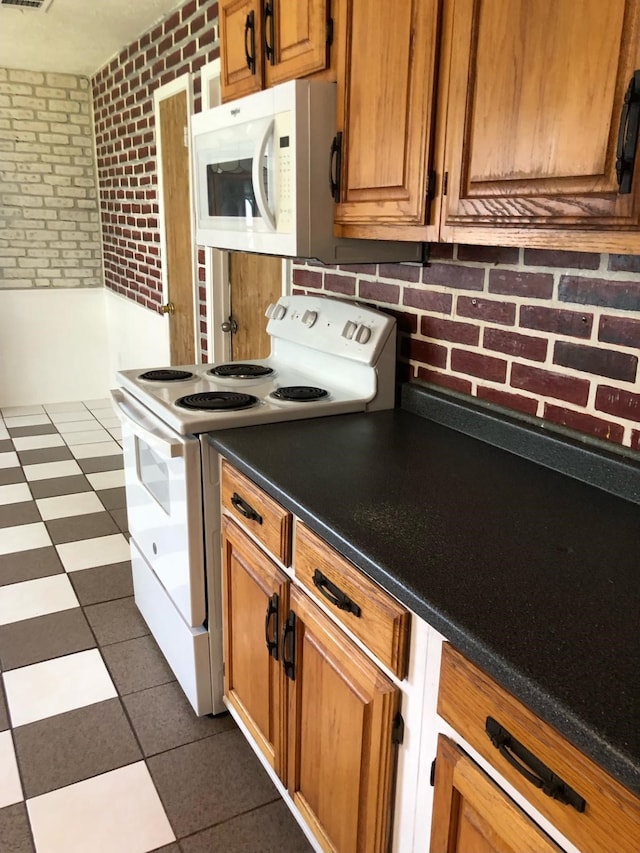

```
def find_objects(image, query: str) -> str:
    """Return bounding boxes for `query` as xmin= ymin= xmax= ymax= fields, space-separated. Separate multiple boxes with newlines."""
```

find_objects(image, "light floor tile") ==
xmin=56 ymin=533 xmax=130 ymax=572
xmin=0 ymin=483 xmax=32 ymax=506
xmin=3 ymin=414 xmax=51 ymax=428
xmin=4 ymin=648 xmax=117 ymax=727
xmin=0 ymin=405 xmax=45 ymax=417
xmin=0 ymin=521 xmax=51 ymax=556
xmin=43 ymin=402 xmax=87 ymax=414
xmin=70 ymin=441 xmax=123 ymax=459
xmin=94 ymin=416 xmax=120 ymax=429
xmin=27 ymin=761 xmax=174 ymax=853
xmin=0 ymin=426 xmax=8 ymax=440
xmin=49 ymin=410 xmax=95 ymax=424
xmin=23 ymin=459 xmax=82 ymax=481
xmin=108 ymin=426 xmax=123 ymax=442
xmin=87 ymin=469 xmax=125 ymax=491
xmin=0 ymin=730 xmax=23 ymax=808
xmin=0 ymin=451 xmax=20 ymax=470
xmin=54 ymin=421 xmax=100 ymax=435
xmin=0 ymin=573 xmax=77 ymax=626
xmin=83 ymin=399 xmax=114 ymax=411
xmin=36 ymin=491 xmax=104 ymax=521
xmin=12 ymin=434 xmax=65 ymax=452
xmin=63 ymin=429 xmax=113 ymax=446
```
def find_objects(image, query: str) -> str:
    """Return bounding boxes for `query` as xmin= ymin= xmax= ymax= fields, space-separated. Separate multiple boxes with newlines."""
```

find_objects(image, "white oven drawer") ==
xmin=130 ymin=539 xmax=212 ymax=716
xmin=114 ymin=389 xmax=206 ymax=627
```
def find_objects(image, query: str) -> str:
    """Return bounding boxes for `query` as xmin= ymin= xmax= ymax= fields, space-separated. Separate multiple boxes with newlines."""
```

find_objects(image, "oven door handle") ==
xmin=111 ymin=389 xmax=184 ymax=459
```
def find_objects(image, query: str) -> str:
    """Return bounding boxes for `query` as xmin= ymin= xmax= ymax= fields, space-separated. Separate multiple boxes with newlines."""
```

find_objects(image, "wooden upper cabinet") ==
xmin=264 ymin=0 xmax=332 ymax=87
xmin=334 ymin=0 xmax=442 ymax=229
xmin=442 ymin=0 xmax=640 ymax=232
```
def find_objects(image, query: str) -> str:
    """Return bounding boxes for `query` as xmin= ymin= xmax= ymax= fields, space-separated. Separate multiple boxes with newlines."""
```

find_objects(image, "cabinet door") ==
xmin=334 ymin=0 xmax=441 ymax=226
xmin=443 ymin=0 xmax=640 ymax=230
xmin=219 ymin=0 xmax=264 ymax=102
xmin=221 ymin=516 xmax=288 ymax=781
xmin=264 ymin=0 xmax=331 ymax=87
xmin=430 ymin=736 xmax=563 ymax=853
xmin=285 ymin=586 xmax=400 ymax=853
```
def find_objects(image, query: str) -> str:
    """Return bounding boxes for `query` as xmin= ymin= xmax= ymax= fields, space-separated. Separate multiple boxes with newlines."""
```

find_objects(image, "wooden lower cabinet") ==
xmin=221 ymin=515 xmax=288 ymax=780
xmin=430 ymin=735 xmax=562 ymax=853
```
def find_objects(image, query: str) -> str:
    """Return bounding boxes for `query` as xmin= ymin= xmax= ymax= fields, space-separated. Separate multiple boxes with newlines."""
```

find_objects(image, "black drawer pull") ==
xmin=231 ymin=492 xmax=263 ymax=525
xmin=264 ymin=592 xmax=279 ymax=660
xmin=244 ymin=10 xmax=256 ymax=74
xmin=312 ymin=569 xmax=361 ymax=617
xmin=281 ymin=611 xmax=296 ymax=680
xmin=485 ymin=717 xmax=586 ymax=813
xmin=616 ymin=70 xmax=640 ymax=194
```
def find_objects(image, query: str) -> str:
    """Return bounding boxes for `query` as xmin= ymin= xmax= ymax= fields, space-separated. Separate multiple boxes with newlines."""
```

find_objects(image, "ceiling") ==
xmin=0 ymin=0 xmax=187 ymax=76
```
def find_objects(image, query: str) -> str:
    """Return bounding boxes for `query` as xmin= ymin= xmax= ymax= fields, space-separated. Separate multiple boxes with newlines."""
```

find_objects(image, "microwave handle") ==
xmin=252 ymin=119 xmax=277 ymax=231
xmin=111 ymin=389 xmax=184 ymax=459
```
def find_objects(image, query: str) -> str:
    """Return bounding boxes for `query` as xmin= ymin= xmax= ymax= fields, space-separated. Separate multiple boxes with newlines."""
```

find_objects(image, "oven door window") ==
xmin=136 ymin=437 xmax=171 ymax=514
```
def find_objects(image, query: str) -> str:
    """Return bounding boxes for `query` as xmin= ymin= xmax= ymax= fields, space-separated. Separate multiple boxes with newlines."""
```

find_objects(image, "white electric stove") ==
xmin=112 ymin=295 xmax=397 ymax=716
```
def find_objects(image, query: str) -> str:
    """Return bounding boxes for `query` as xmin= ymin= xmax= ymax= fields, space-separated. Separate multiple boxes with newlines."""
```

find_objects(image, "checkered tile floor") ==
xmin=0 ymin=400 xmax=311 ymax=853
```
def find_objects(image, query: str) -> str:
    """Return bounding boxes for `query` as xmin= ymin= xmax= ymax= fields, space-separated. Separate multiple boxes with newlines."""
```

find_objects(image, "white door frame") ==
xmin=153 ymin=73 xmax=200 ymax=362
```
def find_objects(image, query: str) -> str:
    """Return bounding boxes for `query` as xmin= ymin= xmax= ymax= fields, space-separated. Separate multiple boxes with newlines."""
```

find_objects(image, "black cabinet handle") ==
xmin=264 ymin=1 xmax=275 ymax=65
xmin=281 ymin=611 xmax=296 ymax=680
xmin=616 ymin=69 xmax=640 ymax=194
xmin=264 ymin=592 xmax=279 ymax=660
xmin=244 ymin=10 xmax=256 ymax=74
xmin=312 ymin=569 xmax=361 ymax=617
xmin=485 ymin=717 xmax=586 ymax=813
xmin=329 ymin=132 xmax=342 ymax=202
xmin=231 ymin=492 xmax=263 ymax=524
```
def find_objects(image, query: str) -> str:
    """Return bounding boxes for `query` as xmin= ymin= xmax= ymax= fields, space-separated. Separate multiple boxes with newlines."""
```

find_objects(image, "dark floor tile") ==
xmin=108 ymin=508 xmax=129 ymax=535
xmin=101 ymin=634 xmax=173 ymax=695
xmin=0 ymin=467 xmax=26 ymax=486
xmin=0 ymin=439 xmax=13 ymax=453
xmin=180 ymin=800 xmax=313 ymax=853
xmin=46 ymin=510 xmax=118 ymax=544
xmin=8 ymin=423 xmax=56 ymax=437
xmin=13 ymin=698 xmax=141 ymax=798
xmin=0 ymin=500 xmax=40 ymax=530
xmin=69 ymin=561 xmax=133 ymax=606
xmin=78 ymin=455 xmax=124 ymax=474
xmin=97 ymin=486 xmax=127 ymax=510
xmin=123 ymin=681 xmax=236 ymax=757
xmin=0 ymin=545 xmax=64 ymax=587
xmin=29 ymin=474 xmax=92 ymax=499
xmin=0 ymin=608 xmax=94 ymax=671
xmin=147 ymin=729 xmax=279 ymax=839
xmin=84 ymin=595 xmax=149 ymax=646
xmin=17 ymin=446 xmax=72 ymax=466
xmin=0 ymin=803 xmax=35 ymax=853
xmin=0 ymin=678 xmax=9 ymax=731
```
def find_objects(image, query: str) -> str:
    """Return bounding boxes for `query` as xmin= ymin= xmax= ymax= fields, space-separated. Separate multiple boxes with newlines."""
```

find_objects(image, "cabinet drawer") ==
xmin=221 ymin=461 xmax=292 ymax=565
xmin=438 ymin=644 xmax=640 ymax=853
xmin=294 ymin=521 xmax=410 ymax=678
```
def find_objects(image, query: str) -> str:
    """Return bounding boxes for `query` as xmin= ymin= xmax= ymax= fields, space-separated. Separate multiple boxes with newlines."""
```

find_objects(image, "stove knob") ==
xmin=342 ymin=320 xmax=357 ymax=340
xmin=265 ymin=303 xmax=276 ymax=318
xmin=272 ymin=304 xmax=287 ymax=320
xmin=355 ymin=324 xmax=372 ymax=344
xmin=302 ymin=310 xmax=318 ymax=327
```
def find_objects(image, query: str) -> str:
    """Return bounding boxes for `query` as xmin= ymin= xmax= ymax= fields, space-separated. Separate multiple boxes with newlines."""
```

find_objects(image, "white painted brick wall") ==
xmin=0 ymin=69 xmax=103 ymax=289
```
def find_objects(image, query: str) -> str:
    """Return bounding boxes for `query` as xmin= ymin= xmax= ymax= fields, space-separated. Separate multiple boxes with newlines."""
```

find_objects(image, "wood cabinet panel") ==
xmin=265 ymin=0 xmax=330 ymax=87
xmin=221 ymin=516 xmax=288 ymax=780
xmin=334 ymin=0 xmax=441 ymax=226
xmin=438 ymin=644 xmax=640 ymax=853
xmin=219 ymin=0 xmax=264 ymax=101
xmin=431 ymin=735 xmax=562 ymax=853
xmin=442 ymin=0 xmax=640 ymax=228
xmin=286 ymin=585 xmax=400 ymax=853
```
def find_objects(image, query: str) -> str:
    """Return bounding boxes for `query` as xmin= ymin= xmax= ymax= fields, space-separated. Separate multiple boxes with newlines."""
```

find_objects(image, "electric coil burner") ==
xmin=140 ymin=369 xmax=194 ymax=382
xmin=271 ymin=386 xmax=329 ymax=402
xmin=208 ymin=363 xmax=274 ymax=379
xmin=175 ymin=391 xmax=258 ymax=411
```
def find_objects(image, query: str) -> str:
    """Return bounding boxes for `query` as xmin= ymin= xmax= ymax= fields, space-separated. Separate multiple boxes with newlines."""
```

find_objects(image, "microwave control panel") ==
xmin=275 ymin=110 xmax=293 ymax=235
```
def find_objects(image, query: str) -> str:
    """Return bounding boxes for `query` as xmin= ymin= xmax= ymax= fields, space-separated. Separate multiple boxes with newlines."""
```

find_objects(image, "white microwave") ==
xmin=191 ymin=79 xmax=422 ymax=264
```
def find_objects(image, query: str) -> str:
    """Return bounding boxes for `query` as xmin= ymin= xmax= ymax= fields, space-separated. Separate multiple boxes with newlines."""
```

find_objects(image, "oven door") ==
xmin=112 ymin=388 xmax=206 ymax=627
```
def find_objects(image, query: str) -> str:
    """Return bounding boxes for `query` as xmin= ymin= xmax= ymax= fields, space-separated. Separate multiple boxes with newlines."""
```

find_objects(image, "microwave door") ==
xmin=251 ymin=118 xmax=276 ymax=231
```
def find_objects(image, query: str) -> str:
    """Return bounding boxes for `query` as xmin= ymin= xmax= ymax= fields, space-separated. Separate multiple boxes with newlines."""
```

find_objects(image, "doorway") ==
xmin=227 ymin=253 xmax=284 ymax=360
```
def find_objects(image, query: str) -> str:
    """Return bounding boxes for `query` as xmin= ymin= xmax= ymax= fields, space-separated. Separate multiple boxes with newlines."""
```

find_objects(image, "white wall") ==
xmin=104 ymin=288 xmax=169 ymax=375
xmin=0 ymin=288 xmax=112 ymax=406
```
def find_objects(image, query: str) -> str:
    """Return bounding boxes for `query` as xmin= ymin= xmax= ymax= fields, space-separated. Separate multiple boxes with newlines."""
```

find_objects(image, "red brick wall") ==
xmin=91 ymin=0 xmax=218 ymax=322
xmin=293 ymin=248 xmax=640 ymax=450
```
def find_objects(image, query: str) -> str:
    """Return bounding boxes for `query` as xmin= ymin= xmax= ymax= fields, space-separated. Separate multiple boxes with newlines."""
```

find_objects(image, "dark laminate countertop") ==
xmin=208 ymin=384 xmax=640 ymax=797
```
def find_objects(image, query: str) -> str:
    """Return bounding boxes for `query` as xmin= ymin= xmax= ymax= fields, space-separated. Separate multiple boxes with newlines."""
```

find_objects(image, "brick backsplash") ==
xmin=293 ymin=249 xmax=640 ymax=449
xmin=0 ymin=69 xmax=103 ymax=289
xmin=91 ymin=0 xmax=218 ymax=322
